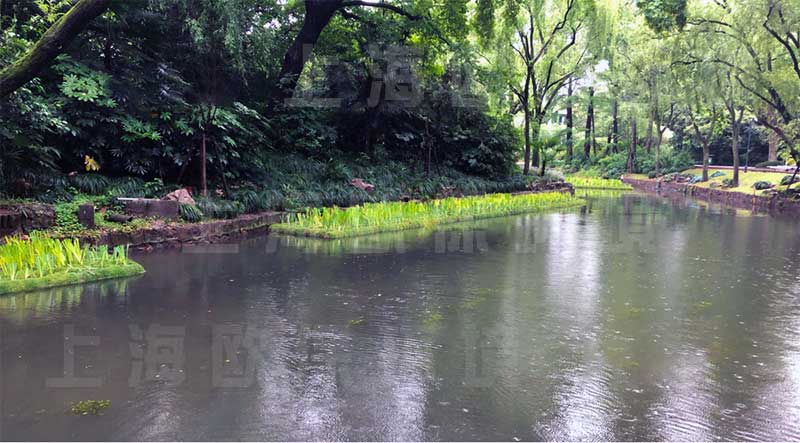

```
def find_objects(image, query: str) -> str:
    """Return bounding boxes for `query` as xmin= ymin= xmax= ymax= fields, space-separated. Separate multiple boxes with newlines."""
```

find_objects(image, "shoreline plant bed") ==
xmin=566 ymin=176 xmax=633 ymax=190
xmin=271 ymin=191 xmax=585 ymax=239
xmin=0 ymin=236 xmax=144 ymax=295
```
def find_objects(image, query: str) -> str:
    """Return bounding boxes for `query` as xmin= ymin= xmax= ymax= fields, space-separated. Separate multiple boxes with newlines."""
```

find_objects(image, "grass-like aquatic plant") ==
xmin=0 ymin=235 xmax=144 ymax=295
xmin=272 ymin=191 xmax=584 ymax=238
xmin=566 ymin=176 xmax=633 ymax=190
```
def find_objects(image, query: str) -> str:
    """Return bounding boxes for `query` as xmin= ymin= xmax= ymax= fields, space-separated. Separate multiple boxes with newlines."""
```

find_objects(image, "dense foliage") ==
xmin=2 ymin=0 xmax=800 ymax=209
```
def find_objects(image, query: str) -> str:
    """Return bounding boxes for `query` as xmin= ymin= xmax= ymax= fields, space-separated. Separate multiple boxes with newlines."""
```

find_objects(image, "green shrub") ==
xmin=179 ymin=203 xmax=203 ymax=222
xmin=753 ymin=181 xmax=773 ymax=190
xmin=69 ymin=174 xmax=110 ymax=195
xmin=780 ymin=175 xmax=798 ymax=186
xmin=196 ymin=197 xmax=243 ymax=219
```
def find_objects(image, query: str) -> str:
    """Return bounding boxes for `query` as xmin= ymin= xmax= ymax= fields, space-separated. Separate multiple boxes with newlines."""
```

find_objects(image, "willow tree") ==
xmin=683 ymin=0 xmax=800 ymax=172
xmin=484 ymin=0 xmax=596 ymax=175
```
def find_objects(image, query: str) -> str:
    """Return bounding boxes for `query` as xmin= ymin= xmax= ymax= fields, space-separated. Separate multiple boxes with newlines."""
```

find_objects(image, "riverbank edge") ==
xmin=0 ymin=262 xmax=145 ymax=296
xmin=46 ymin=184 xmax=575 ymax=249
xmin=622 ymin=176 xmax=800 ymax=215
xmin=67 ymin=211 xmax=285 ymax=250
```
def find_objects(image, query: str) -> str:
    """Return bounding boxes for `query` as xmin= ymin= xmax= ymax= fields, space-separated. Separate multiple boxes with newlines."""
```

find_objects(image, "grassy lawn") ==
xmin=682 ymin=168 xmax=798 ymax=195
xmin=624 ymin=169 xmax=798 ymax=196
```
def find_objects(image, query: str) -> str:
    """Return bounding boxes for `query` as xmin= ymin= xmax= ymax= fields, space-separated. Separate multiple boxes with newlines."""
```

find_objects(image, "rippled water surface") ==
xmin=2 ymin=192 xmax=800 ymax=441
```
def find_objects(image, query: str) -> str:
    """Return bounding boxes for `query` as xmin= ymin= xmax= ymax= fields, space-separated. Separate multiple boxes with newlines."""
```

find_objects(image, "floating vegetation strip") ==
xmin=0 ymin=236 xmax=144 ymax=295
xmin=271 ymin=192 xmax=585 ymax=239
xmin=566 ymin=177 xmax=633 ymax=190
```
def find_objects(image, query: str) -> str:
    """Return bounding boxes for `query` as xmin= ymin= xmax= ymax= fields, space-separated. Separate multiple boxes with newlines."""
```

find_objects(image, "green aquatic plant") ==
xmin=272 ymin=192 xmax=584 ymax=238
xmin=0 ymin=235 xmax=144 ymax=295
xmin=565 ymin=176 xmax=633 ymax=190
xmin=71 ymin=400 xmax=110 ymax=416
xmin=348 ymin=317 xmax=365 ymax=327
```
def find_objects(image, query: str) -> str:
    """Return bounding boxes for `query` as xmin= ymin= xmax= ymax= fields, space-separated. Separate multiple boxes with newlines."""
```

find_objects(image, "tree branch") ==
xmin=340 ymin=1 xmax=421 ymax=20
xmin=0 ymin=0 xmax=112 ymax=97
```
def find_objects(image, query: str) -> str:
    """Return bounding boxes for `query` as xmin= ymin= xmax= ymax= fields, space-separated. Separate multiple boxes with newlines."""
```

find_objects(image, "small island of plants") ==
xmin=272 ymin=192 xmax=585 ymax=239
xmin=565 ymin=176 xmax=634 ymax=191
xmin=0 ymin=236 xmax=144 ymax=295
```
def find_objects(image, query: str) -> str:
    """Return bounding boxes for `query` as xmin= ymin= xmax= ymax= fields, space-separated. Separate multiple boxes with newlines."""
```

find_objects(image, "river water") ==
xmin=1 ymin=192 xmax=800 ymax=441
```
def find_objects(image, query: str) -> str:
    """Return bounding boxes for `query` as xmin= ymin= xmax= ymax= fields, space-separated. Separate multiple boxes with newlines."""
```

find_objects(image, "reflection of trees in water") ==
xmin=0 ymin=279 xmax=130 ymax=323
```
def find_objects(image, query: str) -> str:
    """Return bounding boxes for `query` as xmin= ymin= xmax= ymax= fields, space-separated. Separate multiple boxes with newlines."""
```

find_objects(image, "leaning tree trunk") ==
xmin=0 ymin=0 xmax=111 ymax=97
xmin=702 ymin=143 xmax=710 ymax=182
xmin=271 ymin=0 xmax=342 ymax=104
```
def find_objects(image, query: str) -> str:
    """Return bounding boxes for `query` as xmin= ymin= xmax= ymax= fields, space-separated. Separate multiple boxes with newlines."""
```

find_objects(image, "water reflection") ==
xmin=1 ymin=193 xmax=800 ymax=440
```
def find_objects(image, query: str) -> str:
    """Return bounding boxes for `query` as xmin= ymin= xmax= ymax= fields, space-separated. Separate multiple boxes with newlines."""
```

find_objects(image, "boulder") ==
xmin=350 ymin=178 xmax=375 ymax=192
xmin=163 ymin=188 xmax=196 ymax=205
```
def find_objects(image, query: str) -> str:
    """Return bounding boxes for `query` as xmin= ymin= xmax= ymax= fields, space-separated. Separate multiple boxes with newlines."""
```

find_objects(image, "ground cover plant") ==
xmin=0 ymin=235 xmax=144 ymax=295
xmin=272 ymin=192 xmax=585 ymax=239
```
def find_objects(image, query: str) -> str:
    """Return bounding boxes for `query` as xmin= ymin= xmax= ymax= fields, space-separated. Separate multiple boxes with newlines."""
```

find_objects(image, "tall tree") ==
xmin=503 ymin=0 xmax=591 ymax=175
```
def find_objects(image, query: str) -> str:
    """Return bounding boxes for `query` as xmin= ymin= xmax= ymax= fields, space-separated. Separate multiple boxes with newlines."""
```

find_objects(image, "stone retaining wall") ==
xmin=622 ymin=177 xmax=800 ymax=215
xmin=0 ymin=202 xmax=55 ymax=235
xmin=76 ymin=211 xmax=285 ymax=250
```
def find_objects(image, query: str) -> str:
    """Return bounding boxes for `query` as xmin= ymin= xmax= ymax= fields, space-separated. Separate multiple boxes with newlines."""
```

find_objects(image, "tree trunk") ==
xmin=201 ymin=132 xmax=208 ymax=197
xmin=702 ymin=144 xmax=710 ymax=182
xmin=730 ymin=108 xmax=742 ymax=187
xmin=566 ymin=77 xmax=573 ymax=162
xmin=628 ymin=118 xmax=637 ymax=173
xmin=0 ymin=0 xmax=111 ymax=97
xmin=523 ymin=105 xmax=531 ymax=175
xmin=532 ymin=122 xmax=540 ymax=174
xmin=644 ymin=110 xmax=654 ymax=154
xmin=583 ymin=87 xmax=594 ymax=159
xmin=610 ymin=99 xmax=619 ymax=153
xmin=767 ymin=106 xmax=779 ymax=161
xmin=531 ymin=117 xmax=543 ymax=176
xmin=271 ymin=0 xmax=342 ymax=104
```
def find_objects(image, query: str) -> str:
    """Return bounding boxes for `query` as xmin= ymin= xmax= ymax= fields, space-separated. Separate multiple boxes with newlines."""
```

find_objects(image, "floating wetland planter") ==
xmin=0 ymin=235 xmax=144 ymax=295
xmin=565 ymin=177 xmax=633 ymax=190
xmin=271 ymin=191 xmax=585 ymax=239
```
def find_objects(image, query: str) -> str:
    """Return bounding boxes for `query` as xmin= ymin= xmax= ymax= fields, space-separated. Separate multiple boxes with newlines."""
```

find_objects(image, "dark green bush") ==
xmin=755 ymin=160 xmax=784 ymax=168
xmin=69 ymin=174 xmax=110 ymax=195
xmin=179 ymin=203 xmax=204 ymax=222
xmin=781 ymin=175 xmax=798 ymax=186
xmin=196 ymin=197 xmax=243 ymax=219
xmin=753 ymin=181 xmax=773 ymax=190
